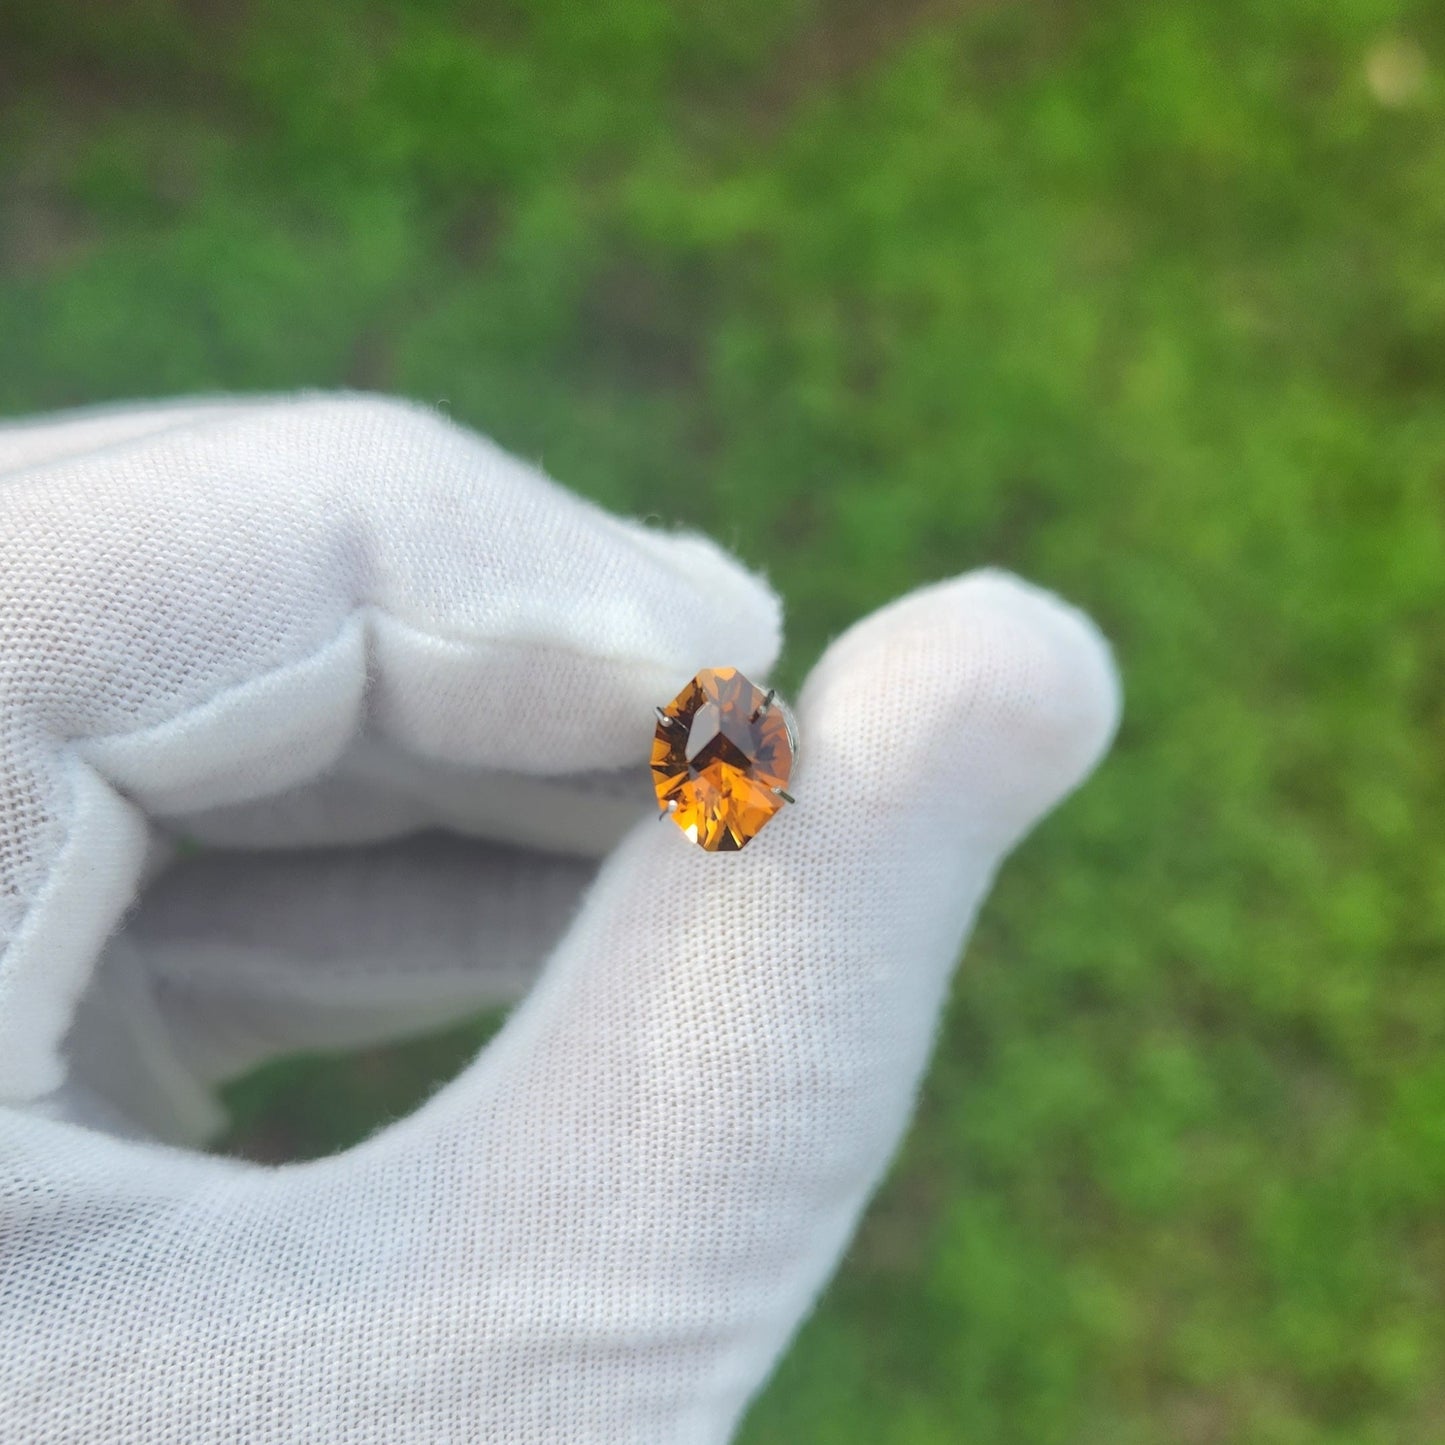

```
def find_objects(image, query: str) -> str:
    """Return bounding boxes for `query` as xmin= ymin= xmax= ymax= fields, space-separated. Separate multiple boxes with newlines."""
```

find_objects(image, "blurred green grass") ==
xmin=3 ymin=1 xmax=1443 ymax=1440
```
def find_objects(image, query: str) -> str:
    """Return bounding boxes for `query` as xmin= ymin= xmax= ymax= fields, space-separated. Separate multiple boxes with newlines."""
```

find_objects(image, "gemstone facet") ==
xmin=652 ymin=667 xmax=795 ymax=851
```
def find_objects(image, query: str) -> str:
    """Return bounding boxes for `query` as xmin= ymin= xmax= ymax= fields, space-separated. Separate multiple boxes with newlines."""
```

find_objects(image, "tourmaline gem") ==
xmin=652 ymin=667 xmax=794 ymax=851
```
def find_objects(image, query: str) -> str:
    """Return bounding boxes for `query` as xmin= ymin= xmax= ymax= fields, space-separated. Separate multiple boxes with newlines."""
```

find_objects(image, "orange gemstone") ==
xmin=652 ymin=667 xmax=795 ymax=851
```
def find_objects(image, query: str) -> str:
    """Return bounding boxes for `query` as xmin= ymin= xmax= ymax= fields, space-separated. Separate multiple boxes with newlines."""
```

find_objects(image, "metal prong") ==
xmin=655 ymin=706 xmax=677 ymax=727
xmin=752 ymin=688 xmax=777 ymax=721
xmin=658 ymin=799 xmax=679 ymax=820
xmin=774 ymin=788 xmax=796 ymax=804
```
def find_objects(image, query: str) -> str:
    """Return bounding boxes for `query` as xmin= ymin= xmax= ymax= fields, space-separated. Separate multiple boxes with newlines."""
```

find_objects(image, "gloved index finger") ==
xmin=80 ymin=394 xmax=780 ymax=793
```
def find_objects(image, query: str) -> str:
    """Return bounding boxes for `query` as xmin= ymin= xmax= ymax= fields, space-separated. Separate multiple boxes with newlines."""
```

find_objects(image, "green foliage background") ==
xmin=3 ymin=2 xmax=1442 ymax=1439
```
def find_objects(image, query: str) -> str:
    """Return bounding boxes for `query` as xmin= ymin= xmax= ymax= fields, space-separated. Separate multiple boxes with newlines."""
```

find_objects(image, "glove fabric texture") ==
xmin=0 ymin=395 xmax=1120 ymax=1443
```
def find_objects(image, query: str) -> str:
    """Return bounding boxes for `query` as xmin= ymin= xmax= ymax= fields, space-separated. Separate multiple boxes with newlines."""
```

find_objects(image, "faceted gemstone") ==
xmin=652 ymin=667 xmax=795 ymax=851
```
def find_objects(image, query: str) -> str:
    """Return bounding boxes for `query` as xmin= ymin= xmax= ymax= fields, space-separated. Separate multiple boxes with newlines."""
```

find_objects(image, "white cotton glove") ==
xmin=0 ymin=394 xmax=1119 ymax=1444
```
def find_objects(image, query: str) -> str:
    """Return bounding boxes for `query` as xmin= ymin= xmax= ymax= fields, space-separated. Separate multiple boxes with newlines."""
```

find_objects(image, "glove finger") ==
xmin=140 ymin=837 xmax=596 ymax=1084
xmin=61 ymin=393 xmax=780 ymax=799
xmin=166 ymin=747 xmax=646 ymax=854
xmin=63 ymin=835 xmax=597 ymax=1141
xmin=0 ymin=393 xmax=778 ymax=1100
xmin=331 ymin=569 xmax=1119 ymax=1430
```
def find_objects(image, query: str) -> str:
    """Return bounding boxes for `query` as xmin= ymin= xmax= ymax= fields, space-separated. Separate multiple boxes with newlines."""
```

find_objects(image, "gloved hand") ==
xmin=0 ymin=394 xmax=1119 ymax=1444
